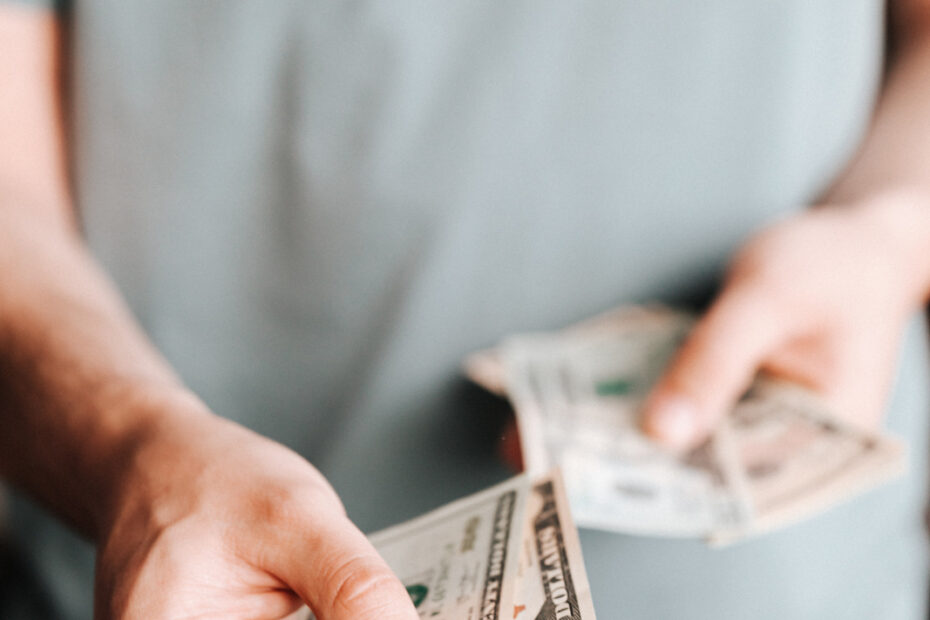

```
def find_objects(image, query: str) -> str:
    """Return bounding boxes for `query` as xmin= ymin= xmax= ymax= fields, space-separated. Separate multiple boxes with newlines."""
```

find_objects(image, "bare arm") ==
xmin=822 ymin=0 xmax=930 ymax=297
xmin=0 ymin=7 xmax=417 ymax=619
xmin=0 ymin=3 xmax=190 ymax=538
xmin=829 ymin=0 xmax=930 ymax=208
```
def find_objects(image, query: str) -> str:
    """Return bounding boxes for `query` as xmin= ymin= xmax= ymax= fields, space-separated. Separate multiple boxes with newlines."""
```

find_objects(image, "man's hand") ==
xmin=0 ymin=10 xmax=416 ymax=618
xmin=94 ymin=407 xmax=418 ymax=620
xmin=642 ymin=195 xmax=930 ymax=451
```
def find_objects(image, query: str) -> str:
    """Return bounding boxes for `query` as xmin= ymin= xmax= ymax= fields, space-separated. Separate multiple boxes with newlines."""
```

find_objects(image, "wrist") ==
xmin=843 ymin=187 xmax=930 ymax=307
xmin=88 ymin=386 xmax=219 ymax=541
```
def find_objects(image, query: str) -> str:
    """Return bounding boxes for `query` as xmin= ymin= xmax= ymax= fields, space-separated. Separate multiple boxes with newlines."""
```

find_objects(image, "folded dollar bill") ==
xmin=297 ymin=471 xmax=596 ymax=619
xmin=465 ymin=306 xmax=905 ymax=544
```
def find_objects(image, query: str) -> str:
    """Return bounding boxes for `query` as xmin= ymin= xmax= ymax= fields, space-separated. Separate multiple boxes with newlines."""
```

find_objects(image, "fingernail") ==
xmin=647 ymin=397 xmax=698 ymax=449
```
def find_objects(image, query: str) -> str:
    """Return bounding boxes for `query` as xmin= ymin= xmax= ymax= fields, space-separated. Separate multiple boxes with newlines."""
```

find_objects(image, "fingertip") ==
xmin=641 ymin=394 xmax=700 ymax=451
xmin=323 ymin=541 xmax=420 ymax=620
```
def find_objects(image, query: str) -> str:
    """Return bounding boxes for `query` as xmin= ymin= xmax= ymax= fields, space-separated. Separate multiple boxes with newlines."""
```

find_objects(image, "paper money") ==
xmin=466 ymin=305 xmax=906 ymax=543
xmin=297 ymin=472 xmax=596 ymax=619
xmin=369 ymin=475 xmax=526 ymax=619
xmin=711 ymin=380 xmax=905 ymax=544
xmin=513 ymin=472 xmax=597 ymax=620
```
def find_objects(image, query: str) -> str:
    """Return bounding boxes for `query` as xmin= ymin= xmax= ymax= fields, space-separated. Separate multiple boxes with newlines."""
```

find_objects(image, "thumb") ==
xmin=272 ymin=508 xmax=419 ymax=620
xmin=641 ymin=285 xmax=788 ymax=450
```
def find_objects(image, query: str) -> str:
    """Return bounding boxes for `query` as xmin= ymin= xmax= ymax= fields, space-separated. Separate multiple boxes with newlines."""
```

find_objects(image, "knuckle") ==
xmin=322 ymin=554 xmax=404 ymax=616
xmin=255 ymin=480 xmax=342 ymax=528
xmin=255 ymin=485 xmax=308 ymax=525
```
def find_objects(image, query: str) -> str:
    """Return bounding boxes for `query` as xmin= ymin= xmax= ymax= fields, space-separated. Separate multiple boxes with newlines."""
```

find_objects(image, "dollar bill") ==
xmin=499 ymin=311 xmax=751 ymax=537
xmin=463 ymin=305 xmax=678 ymax=399
xmin=711 ymin=379 xmax=905 ymax=544
xmin=296 ymin=472 xmax=596 ymax=619
xmin=466 ymin=305 xmax=906 ymax=543
xmin=513 ymin=471 xmax=597 ymax=620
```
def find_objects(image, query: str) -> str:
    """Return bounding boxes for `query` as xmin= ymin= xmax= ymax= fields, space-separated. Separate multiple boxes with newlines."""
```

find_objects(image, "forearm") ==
xmin=0 ymin=7 xmax=214 ymax=540
xmin=823 ymin=15 xmax=930 ymax=303
xmin=0 ymin=203 xmax=212 ymax=539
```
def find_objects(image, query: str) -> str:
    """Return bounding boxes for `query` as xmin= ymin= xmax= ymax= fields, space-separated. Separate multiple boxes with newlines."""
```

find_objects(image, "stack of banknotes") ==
xmin=296 ymin=471 xmax=597 ymax=619
xmin=464 ymin=306 xmax=906 ymax=544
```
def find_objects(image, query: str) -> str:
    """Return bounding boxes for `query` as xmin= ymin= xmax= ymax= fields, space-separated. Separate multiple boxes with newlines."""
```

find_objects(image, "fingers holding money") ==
xmin=642 ymin=281 xmax=792 ymax=450
xmin=258 ymin=503 xmax=420 ymax=620
xmin=642 ymin=204 xmax=920 ymax=448
xmin=94 ymin=410 xmax=419 ymax=620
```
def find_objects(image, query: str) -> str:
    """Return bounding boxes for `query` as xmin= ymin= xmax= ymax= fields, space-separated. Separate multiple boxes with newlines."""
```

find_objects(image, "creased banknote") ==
xmin=297 ymin=472 xmax=596 ymax=619
xmin=465 ymin=305 xmax=906 ymax=543
xmin=711 ymin=380 xmax=905 ymax=544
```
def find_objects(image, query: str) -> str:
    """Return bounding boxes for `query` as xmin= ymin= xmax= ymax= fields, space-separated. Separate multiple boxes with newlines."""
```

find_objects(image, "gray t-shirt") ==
xmin=6 ymin=1 xmax=930 ymax=619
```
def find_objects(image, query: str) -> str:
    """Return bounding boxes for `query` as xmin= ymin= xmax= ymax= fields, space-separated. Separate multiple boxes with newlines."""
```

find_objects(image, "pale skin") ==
xmin=642 ymin=1 xmax=930 ymax=449
xmin=0 ymin=6 xmax=417 ymax=620
xmin=1 ymin=4 xmax=930 ymax=620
